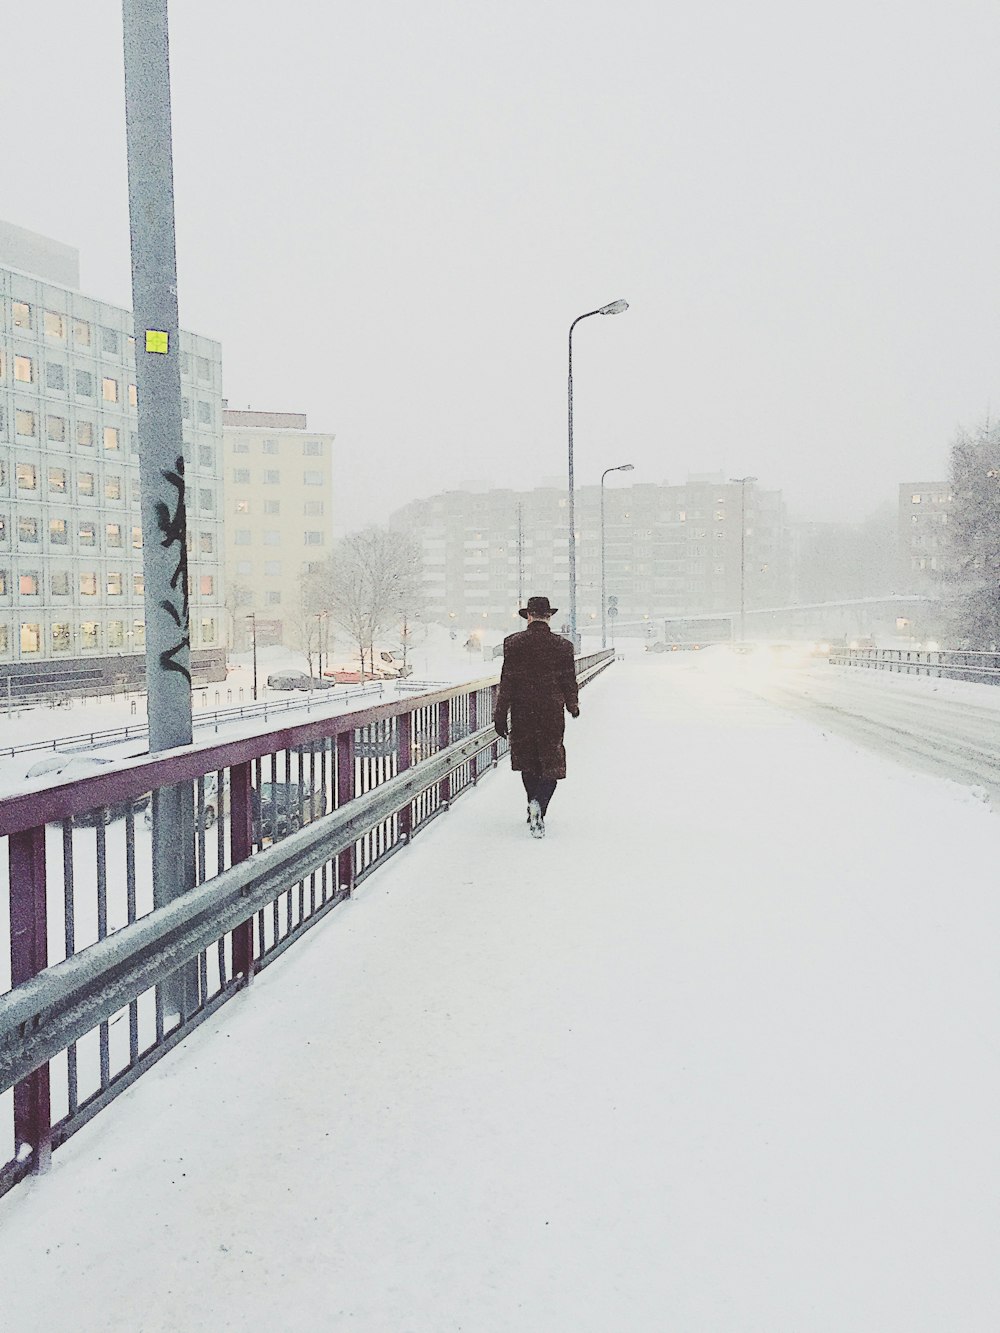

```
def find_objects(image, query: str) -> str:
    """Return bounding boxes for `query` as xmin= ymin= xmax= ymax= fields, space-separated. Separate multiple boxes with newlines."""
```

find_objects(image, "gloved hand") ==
xmin=494 ymin=719 xmax=508 ymax=739
xmin=569 ymin=707 xmax=580 ymax=719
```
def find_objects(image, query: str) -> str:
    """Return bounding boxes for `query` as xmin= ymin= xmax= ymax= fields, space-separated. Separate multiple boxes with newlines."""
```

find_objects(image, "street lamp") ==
xmin=568 ymin=298 xmax=628 ymax=646
xmin=729 ymin=476 xmax=758 ymax=642
xmin=601 ymin=463 xmax=634 ymax=649
xmin=245 ymin=610 xmax=258 ymax=700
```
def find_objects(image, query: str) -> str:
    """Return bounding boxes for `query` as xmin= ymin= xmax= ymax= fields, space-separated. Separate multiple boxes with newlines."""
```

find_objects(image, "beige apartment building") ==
xmin=222 ymin=409 xmax=335 ymax=650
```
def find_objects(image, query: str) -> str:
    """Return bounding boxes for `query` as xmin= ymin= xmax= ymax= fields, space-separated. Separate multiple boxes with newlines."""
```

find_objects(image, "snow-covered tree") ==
xmin=940 ymin=420 xmax=1000 ymax=647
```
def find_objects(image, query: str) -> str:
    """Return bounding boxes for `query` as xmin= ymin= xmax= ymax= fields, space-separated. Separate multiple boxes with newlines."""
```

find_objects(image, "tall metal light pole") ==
xmin=730 ymin=476 xmax=758 ymax=642
xmin=516 ymin=501 xmax=524 ymax=608
xmin=568 ymin=299 xmax=628 ymax=647
xmin=601 ymin=463 xmax=634 ymax=649
xmin=247 ymin=611 xmax=258 ymax=700
xmin=122 ymin=0 xmax=196 ymax=1014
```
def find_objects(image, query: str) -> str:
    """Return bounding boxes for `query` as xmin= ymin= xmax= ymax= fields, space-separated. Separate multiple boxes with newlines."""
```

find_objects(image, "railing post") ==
xmin=397 ymin=712 xmax=413 ymax=842
xmin=468 ymin=689 xmax=479 ymax=783
xmin=9 ymin=825 xmax=52 ymax=1173
xmin=489 ymin=684 xmax=499 ymax=766
xmin=229 ymin=761 xmax=255 ymax=983
xmin=336 ymin=729 xmax=356 ymax=894
xmin=438 ymin=699 xmax=451 ymax=808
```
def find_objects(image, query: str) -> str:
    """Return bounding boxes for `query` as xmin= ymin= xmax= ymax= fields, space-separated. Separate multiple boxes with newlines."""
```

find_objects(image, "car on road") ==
xmin=254 ymin=780 xmax=326 ymax=841
xmin=266 ymin=670 xmax=336 ymax=692
xmin=25 ymin=754 xmax=151 ymax=826
xmin=143 ymin=771 xmax=227 ymax=832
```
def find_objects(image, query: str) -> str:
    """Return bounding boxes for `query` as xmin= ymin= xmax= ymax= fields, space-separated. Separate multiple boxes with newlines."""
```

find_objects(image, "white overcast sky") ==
xmin=7 ymin=1 xmax=1000 ymax=531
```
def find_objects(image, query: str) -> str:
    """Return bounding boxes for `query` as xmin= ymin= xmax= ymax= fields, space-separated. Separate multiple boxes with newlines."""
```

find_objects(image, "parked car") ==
xmin=254 ymin=780 xmax=326 ymax=840
xmin=267 ymin=670 xmax=335 ymax=691
xmin=25 ymin=754 xmax=150 ymax=826
xmin=143 ymin=771 xmax=227 ymax=832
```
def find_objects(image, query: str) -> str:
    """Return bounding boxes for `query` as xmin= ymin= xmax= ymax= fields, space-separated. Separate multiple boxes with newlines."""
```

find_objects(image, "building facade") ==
xmin=0 ymin=226 xmax=226 ymax=693
xmin=389 ymin=475 xmax=788 ymax=639
xmin=222 ymin=409 xmax=335 ymax=650
xmin=897 ymin=481 xmax=952 ymax=594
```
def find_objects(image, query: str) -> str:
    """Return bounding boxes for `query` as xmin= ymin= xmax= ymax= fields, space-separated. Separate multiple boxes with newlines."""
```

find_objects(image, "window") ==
xmin=80 ymin=572 xmax=98 ymax=595
xmin=198 ymin=445 xmax=214 ymax=469
xmin=133 ymin=620 xmax=145 ymax=647
xmin=105 ymin=475 xmax=122 ymax=501
xmin=107 ymin=621 xmax=124 ymax=648
xmin=304 ymin=500 xmax=324 ymax=516
xmin=48 ymin=467 xmax=67 ymax=494
xmin=12 ymin=301 xmax=32 ymax=330
xmin=18 ymin=573 xmax=38 ymax=596
xmin=0 ymin=569 xmax=5 ymax=594
xmin=14 ymin=355 xmax=33 ymax=384
xmin=16 ymin=463 xmax=37 ymax=491
xmin=78 ymin=472 xmax=95 ymax=497
xmin=15 ymin=409 xmax=36 ymax=437
xmin=106 ymin=523 xmax=123 ymax=548
xmin=102 ymin=377 xmax=119 ymax=403
xmin=132 ymin=526 xmax=142 ymax=549
xmin=263 ymin=561 xmax=281 ymax=576
xmin=197 ymin=356 xmax=211 ymax=381
xmin=0 ymin=625 xmax=7 ymax=654
xmin=79 ymin=522 xmax=96 ymax=546
xmin=233 ymin=468 xmax=250 ymax=484
xmin=80 ymin=622 xmax=100 ymax=650
xmin=52 ymin=623 xmax=71 ymax=653
xmin=49 ymin=519 xmax=68 ymax=546
xmin=51 ymin=571 xmax=69 ymax=595
xmin=133 ymin=574 xmax=145 ymax=596
xmin=199 ymin=488 xmax=215 ymax=512
xmin=47 ymin=415 xmax=67 ymax=443
xmin=47 ymin=363 xmax=66 ymax=391
xmin=236 ymin=499 xmax=250 ymax=513
xmin=264 ymin=470 xmax=280 ymax=485
xmin=232 ymin=440 xmax=249 ymax=454
xmin=182 ymin=397 xmax=190 ymax=419
xmin=304 ymin=531 xmax=324 ymax=546
xmin=236 ymin=560 xmax=252 ymax=575
xmin=201 ymin=618 xmax=216 ymax=643
xmin=73 ymin=318 xmax=91 ymax=346
xmin=265 ymin=590 xmax=281 ymax=605
xmin=77 ymin=420 xmax=94 ymax=448
xmin=234 ymin=530 xmax=251 ymax=545
xmin=128 ymin=383 xmax=138 ymax=408
xmin=20 ymin=624 xmax=41 ymax=654
xmin=303 ymin=440 xmax=323 ymax=456
xmin=76 ymin=369 xmax=93 ymax=396
xmin=44 ymin=310 xmax=66 ymax=338
xmin=199 ymin=574 xmax=214 ymax=595
xmin=263 ymin=530 xmax=280 ymax=546
xmin=911 ymin=494 xmax=922 ymax=504
xmin=107 ymin=572 xmax=123 ymax=595
xmin=264 ymin=500 xmax=280 ymax=515
xmin=18 ymin=517 xmax=38 ymax=543
xmin=199 ymin=532 xmax=213 ymax=554
xmin=103 ymin=426 xmax=120 ymax=451
xmin=262 ymin=439 xmax=279 ymax=455
xmin=197 ymin=401 xmax=211 ymax=424
xmin=102 ymin=327 xmax=120 ymax=354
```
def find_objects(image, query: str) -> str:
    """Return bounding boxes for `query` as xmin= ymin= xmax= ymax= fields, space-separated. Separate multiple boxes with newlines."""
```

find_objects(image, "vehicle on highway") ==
xmin=254 ymin=780 xmax=326 ymax=840
xmin=266 ymin=670 xmax=335 ymax=691
xmin=143 ymin=771 xmax=227 ymax=832
xmin=25 ymin=754 xmax=150 ymax=825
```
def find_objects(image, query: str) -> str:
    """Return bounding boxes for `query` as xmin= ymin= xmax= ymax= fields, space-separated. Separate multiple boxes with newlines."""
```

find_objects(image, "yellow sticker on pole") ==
xmin=145 ymin=330 xmax=169 ymax=354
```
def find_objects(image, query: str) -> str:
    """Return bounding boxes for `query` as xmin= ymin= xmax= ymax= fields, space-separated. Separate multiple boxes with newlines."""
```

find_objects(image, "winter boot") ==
xmin=528 ymin=799 xmax=545 ymax=839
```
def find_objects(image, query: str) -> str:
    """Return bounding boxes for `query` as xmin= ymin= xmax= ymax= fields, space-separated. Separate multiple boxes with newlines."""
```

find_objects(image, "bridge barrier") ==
xmin=0 ymin=650 xmax=613 ymax=1197
xmin=831 ymin=647 xmax=1000 ymax=684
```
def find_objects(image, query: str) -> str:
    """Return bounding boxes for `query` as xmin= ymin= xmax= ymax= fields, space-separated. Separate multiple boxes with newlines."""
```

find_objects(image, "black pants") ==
xmin=521 ymin=772 xmax=557 ymax=816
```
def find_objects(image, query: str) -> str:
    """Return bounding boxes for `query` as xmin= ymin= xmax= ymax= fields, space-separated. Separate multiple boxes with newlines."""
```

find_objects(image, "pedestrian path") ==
xmin=1 ymin=654 xmax=999 ymax=1332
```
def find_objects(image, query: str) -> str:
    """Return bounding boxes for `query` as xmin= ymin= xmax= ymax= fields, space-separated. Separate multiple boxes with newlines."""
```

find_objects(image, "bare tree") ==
xmin=224 ymin=582 xmax=254 ymax=652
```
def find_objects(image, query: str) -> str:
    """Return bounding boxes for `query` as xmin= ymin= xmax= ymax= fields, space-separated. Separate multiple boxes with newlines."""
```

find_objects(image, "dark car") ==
xmin=254 ymin=781 xmax=326 ymax=840
xmin=266 ymin=670 xmax=335 ymax=692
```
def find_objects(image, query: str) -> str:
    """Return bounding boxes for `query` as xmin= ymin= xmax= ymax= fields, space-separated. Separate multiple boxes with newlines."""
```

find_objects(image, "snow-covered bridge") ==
xmin=1 ymin=652 xmax=999 ymax=1331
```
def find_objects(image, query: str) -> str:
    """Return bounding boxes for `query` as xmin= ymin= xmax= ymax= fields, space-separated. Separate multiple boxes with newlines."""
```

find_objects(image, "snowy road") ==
xmin=1 ymin=654 xmax=999 ymax=1331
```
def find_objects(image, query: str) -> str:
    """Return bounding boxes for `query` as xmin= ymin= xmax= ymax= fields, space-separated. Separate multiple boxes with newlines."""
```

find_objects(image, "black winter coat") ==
xmin=493 ymin=622 xmax=579 ymax=779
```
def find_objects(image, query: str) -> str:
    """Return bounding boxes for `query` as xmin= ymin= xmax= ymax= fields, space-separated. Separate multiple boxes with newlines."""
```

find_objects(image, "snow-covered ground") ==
xmin=1 ymin=651 xmax=999 ymax=1331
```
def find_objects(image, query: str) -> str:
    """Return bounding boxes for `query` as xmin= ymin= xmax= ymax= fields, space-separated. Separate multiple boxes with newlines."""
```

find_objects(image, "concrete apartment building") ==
xmin=0 ymin=221 xmax=226 ymax=693
xmin=389 ymin=475 xmax=788 ymax=638
xmin=898 ymin=481 xmax=952 ymax=594
xmin=222 ymin=409 xmax=335 ymax=649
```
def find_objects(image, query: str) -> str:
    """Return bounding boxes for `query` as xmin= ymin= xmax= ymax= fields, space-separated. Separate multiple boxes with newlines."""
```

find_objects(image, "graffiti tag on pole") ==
xmin=154 ymin=454 xmax=192 ymax=683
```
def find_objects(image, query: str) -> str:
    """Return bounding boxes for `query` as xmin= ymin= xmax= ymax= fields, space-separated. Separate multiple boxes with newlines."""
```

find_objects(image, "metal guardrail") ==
xmin=0 ymin=649 xmax=614 ymax=1194
xmin=831 ymin=647 xmax=1000 ymax=684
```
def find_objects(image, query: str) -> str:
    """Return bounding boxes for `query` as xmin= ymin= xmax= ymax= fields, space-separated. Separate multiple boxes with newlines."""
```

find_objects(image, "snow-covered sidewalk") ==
xmin=1 ymin=655 xmax=999 ymax=1332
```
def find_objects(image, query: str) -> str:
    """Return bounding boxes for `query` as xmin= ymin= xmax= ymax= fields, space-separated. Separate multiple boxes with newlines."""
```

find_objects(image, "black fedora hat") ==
xmin=518 ymin=595 xmax=558 ymax=619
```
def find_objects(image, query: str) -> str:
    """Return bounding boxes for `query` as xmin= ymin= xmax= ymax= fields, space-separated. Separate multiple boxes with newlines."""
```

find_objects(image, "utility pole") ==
xmin=122 ymin=0 xmax=196 ymax=1015
xmin=247 ymin=611 xmax=258 ymax=700
xmin=729 ymin=476 xmax=758 ymax=642
xmin=516 ymin=502 xmax=524 ymax=607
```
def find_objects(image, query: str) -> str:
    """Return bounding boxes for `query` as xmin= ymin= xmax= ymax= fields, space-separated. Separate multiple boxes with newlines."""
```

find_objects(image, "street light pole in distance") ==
xmin=601 ymin=463 xmax=634 ymax=650
xmin=729 ymin=476 xmax=758 ymax=643
xmin=568 ymin=298 xmax=628 ymax=647
xmin=246 ymin=611 xmax=258 ymax=701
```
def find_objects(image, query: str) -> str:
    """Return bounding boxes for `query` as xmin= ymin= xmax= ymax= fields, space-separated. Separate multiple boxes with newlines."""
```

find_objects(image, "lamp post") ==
xmin=246 ymin=610 xmax=258 ymax=700
xmin=601 ymin=463 xmax=634 ymax=649
xmin=729 ymin=476 xmax=757 ymax=642
xmin=568 ymin=298 xmax=628 ymax=647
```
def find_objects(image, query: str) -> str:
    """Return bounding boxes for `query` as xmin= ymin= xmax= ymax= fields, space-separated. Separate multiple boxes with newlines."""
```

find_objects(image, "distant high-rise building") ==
xmin=222 ymin=408 xmax=335 ymax=649
xmin=897 ymin=481 xmax=952 ymax=594
xmin=0 ymin=223 xmax=225 ymax=693
xmin=389 ymin=476 xmax=788 ymax=637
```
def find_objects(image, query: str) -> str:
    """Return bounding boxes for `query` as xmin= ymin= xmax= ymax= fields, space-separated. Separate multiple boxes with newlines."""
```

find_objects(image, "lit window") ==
xmin=44 ymin=310 xmax=66 ymax=338
xmin=201 ymin=618 xmax=216 ymax=643
xmin=14 ymin=355 xmax=33 ymax=383
xmin=911 ymin=494 xmax=922 ymax=504
xmin=51 ymin=571 xmax=69 ymax=595
xmin=236 ymin=499 xmax=250 ymax=513
xmin=73 ymin=318 xmax=91 ymax=346
xmin=15 ymin=410 xmax=36 ymax=437
xmin=20 ymin=624 xmax=41 ymax=654
xmin=199 ymin=574 xmax=214 ymax=595
xmin=133 ymin=620 xmax=145 ymax=647
xmin=77 ymin=420 xmax=94 ymax=447
xmin=80 ymin=622 xmax=100 ymax=650
xmin=106 ymin=523 xmax=123 ymax=548
xmin=12 ymin=302 xmax=32 ymax=330
xmin=16 ymin=463 xmax=37 ymax=491
xmin=49 ymin=519 xmax=68 ymax=545
xmin=103 ymin=426 xmax=120 ymax=451
xmin=132 ymin=526 xmax=142 ymax=548
xmin=47 ymin=363 xmax=66 ymax=391
xmin=102 ymin=377 xmax=119 ymax=403
xmin=76 ymin=370 xmax=93 ymax=396
xmin=133 ymin=574 xmax=145 ymax=596
xmin=0 ymin=625 xmax=7 ymax=654
xmin=78 ymin=472 xmax=95 ymax=497
xmin=18 ymin=573 xmax=39 ymax=596
xmin=107 ymin=572 xmax=123 ymax=595
xmin=79 ymin=522 xmax=96 ymax=546
xmin=128 ymin=383 xmax=138 ymax=408
xmin=52 ymin=623 xmax=71 ymax=653
xmin=48 ymin=467 xmax=67 ymax=493
xmin=80 ymin=572 xmax=98 ymax=595
xmin=0 ymin=569 xmax=6 ymax=594
xmin=47 ymin=415 xmax=67 ymax=443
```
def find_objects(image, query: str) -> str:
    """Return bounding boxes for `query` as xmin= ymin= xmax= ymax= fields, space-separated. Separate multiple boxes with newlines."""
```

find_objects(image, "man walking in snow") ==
xmin=493 ymin=595 xmax=580 ymax=838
